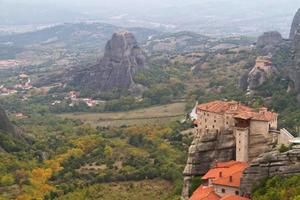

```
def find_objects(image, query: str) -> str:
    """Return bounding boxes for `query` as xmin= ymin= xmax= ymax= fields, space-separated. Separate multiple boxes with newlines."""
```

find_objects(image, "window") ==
xmin=222 ymin=189 xmax=225 ymax=193
xmin=212 ymin=125 xmax=215 ymax=128
xmin=226 ymin=122 xmax=229 ymax=125
xmin=235 ymin=191 xmax=239 ymax=195
xmin=214 ymin=120 xmax=216 ymax=123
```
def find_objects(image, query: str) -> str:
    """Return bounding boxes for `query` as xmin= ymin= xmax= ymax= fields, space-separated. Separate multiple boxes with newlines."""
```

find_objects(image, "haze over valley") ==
xmin=1 ymin=1 xmax=300 ymax=200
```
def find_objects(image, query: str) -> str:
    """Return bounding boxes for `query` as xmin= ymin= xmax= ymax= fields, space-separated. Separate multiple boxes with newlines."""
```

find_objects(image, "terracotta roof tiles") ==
xmin=202 ymin=161 xmax=249 ymax=188
xmin=189 ymin=186 xmax=221 ymax=200
xmin=197 ymin=101 xmax=253 ymax=114
xmin=197 ymin=100 xmax=277 ymax=122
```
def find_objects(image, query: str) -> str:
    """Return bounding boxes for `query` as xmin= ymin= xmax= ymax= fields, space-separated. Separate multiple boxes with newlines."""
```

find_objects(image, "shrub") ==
xmin=279 ymin=144 xmax=290 ymax=153
xmin=0 ymin=174 xmax=15 ymax=186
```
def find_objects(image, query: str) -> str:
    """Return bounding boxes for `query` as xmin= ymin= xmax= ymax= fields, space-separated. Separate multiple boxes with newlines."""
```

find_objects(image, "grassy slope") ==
xmin=56 ymin=180 xmax=175 ymax=200
xmin=57 ymin=102 xmax=186 ymax=127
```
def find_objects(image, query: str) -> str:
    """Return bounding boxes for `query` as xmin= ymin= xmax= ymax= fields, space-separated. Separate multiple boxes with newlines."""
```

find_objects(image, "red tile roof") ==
xmin=197 ymin=101 xmax=253 ymax=114
xmin=202 ymin=161 xmax=248 ymax=188
xmin=220 ymin=195 xmax=250 ymax=200
xmin=197 ymin=100 xmax=277 ymax=122
xmin=234 ymin=110 xmax=277 ymax=122
xmin=189 ymin=186 xmax=221 ymax=200
xmin=213 ymin=171 xmax=243 ymax=187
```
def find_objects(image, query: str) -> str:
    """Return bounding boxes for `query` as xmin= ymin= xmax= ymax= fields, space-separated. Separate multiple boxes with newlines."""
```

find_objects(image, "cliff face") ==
xmin=181 ymin=130 xmax=236 ymax=199
xmin=0 ymin=106 xmax=26 ymax=152
xmin=247 ymin=66 xmax=276 ymax=91
xmin=290 ymin=9 xmax=300 ymax=41
xmin=0 ymin=106 xmax=23 ymax=140
xmin=256 ymin=31 xmax=283 ymax=55
xmin=73 ymin=31 xmax=147 ymax=94
xmin=241 ymin=148 xmax=300 ymax=195
xmin=181 ymin=127 xmax=275 ymax=199
xmin=241 ymin=56 xmax=277 ymax=93
xmin=183 ymin=130 xmax=236 ymax=176
xmin=289 ymin=21 xmax=300 ymax=101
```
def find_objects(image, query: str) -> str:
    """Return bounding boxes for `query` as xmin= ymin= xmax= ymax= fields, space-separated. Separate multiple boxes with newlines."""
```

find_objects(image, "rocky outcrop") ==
xmin=247 ymin=68 xmax=276 ymax=90
xmin=290 ymin=9 xmax=300 ymax=41
xmin=247 ymin=131 xmax=275 ymax=161
xmin=289 ymin=26 xmax=300 ymax=101
xmin=242 ymin=56 xmax=277 ymax=93
xmin=72 ymin=31 xmax=147 ymax=95
xmin=256 ymin=31 xmax=283 ymax=55
xmin=182 ymin=130 xmax=235 ymax=199
xmin=0 ymin=106 xmax=26 ymax=152
xmin=0 ymin=106 xmax=24 ymax=141
xmin=181 ymin=127 xmax=275 ymax=199
xmin=241 ymin=147 xmax=300 ymax=195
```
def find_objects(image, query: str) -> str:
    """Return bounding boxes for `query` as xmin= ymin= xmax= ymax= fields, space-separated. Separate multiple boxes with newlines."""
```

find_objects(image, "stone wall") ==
xmin=278 ymin=128 xmax=294 ymax=146
xmin=235 ymin=127 xmax=249 ymax=162
xmin=196 ymin=110 xmax=224 ymax=134
xmin=214 ymin=184 xmax=241 ymax=197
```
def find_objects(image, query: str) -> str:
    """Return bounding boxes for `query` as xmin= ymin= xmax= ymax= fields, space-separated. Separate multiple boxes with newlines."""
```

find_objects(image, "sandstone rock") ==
xmin=241 ymin=149 xmax=300 ymax=195
xmin=246 ymin=56 xmax=277 ymax=91
xmin=290 ymin=9 xmax=300 ymax=41
xmin=181 ymin=130 xmax=235 ymax=200
xmin=0 ymin=106 xmax=24 ymax=142
xmin=0 ymin=106 xmax=26 ymax=152
xmin=256 ymin=31 xmax=283 ymax=55
xmin=182 ymin=128 xmax=275 ymax=199
xmin=73 ymin=31 xmax=147 ymax=95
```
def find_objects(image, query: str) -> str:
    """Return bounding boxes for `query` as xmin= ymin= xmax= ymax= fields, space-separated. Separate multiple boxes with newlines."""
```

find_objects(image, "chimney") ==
xmin=229 ymin=176 xmax=233 ymax=182
xmin=219 ymin=171 xmax=223 ymax=178
xmin=229 ymin=101 xmax=239 ymax=111
xmin=259 ymin=107 xmax=268 ymax=113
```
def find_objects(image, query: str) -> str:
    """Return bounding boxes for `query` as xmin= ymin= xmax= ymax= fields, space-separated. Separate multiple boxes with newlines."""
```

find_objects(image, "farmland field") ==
xmin=57 ymin=179 xmax=174 ymax=200
xmin=58 ymin=102 xmax=187 ymax=127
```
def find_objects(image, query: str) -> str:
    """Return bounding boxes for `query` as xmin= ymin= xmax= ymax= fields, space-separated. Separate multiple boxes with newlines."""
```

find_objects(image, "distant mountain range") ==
xmin=0 ymin=0 xmax=299 ymax=37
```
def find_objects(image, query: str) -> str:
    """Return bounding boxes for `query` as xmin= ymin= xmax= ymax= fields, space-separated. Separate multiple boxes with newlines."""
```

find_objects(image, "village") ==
xmin=0 ymin=73 xmax=101 ymax=118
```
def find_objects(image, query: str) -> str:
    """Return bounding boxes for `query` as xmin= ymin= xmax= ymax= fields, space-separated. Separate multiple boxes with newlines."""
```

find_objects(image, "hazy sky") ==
xmin=1 ymin=0 xmax=300 ymax=36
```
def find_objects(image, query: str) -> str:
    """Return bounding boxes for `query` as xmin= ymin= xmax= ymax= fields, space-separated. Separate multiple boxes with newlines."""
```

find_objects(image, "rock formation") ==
xmin=72 ymin=31 xmax=147 ymax=95
xmin=241 ymin=56 xmax=277 ymax=94
xmin=182 ymin=124 xmax=275 ymax=199
xmin=0 ymin=106 xmax=26 ymax=152
xmin=290 ymin=9 xmax=300 ymax=41
xmin=182 ymin=130 xmax=236 ymax=199
xmin=241 ymin=147 xmax=300 ymax=195
xmin=0 ymin=106 xmax=23 ymax=141
xmin=256 ymin=31 xmax=283 ymax=55
xmin=289 ymin=18 xmax=300 ymax=101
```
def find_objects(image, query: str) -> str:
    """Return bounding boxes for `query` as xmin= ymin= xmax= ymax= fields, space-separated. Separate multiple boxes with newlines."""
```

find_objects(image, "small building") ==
xmin=19 ymin=73 xmax=29 ymax=79
xmin=69 ymin=91 xmax=77 ymax=99
xmin=51 ymin=100 xmax=62 ymax=106
xmin=253 ymin=56 xmax=272 ymax=71
xmin=82 ymin=98 xmax=97 ymax=107
xmin=189 ymin=161 xmax=249 ymax=200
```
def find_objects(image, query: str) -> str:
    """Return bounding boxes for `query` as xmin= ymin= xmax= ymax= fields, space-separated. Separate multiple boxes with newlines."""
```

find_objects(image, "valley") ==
xmin=58 ymin=102 xmax=186 ymax=127
xmin=0 ymin=4 xmax=300 ymax=200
